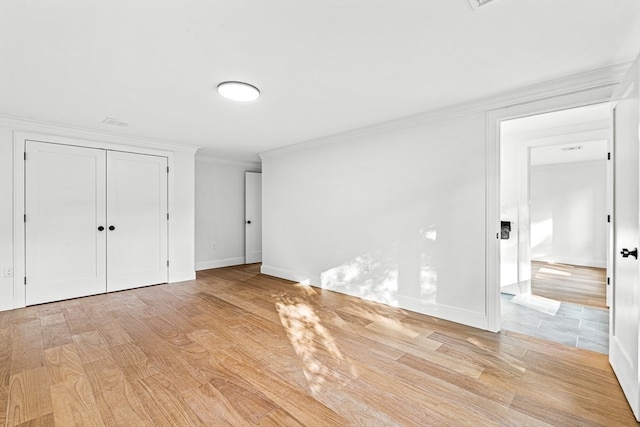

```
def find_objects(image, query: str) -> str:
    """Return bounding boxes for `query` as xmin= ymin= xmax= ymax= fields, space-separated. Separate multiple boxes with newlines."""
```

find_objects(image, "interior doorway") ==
xmin=499 ymin=103 xmax=611 ymax=353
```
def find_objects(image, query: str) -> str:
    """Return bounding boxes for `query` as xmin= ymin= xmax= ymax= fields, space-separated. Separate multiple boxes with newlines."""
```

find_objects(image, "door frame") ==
xmin=486 ymin=85 xmax=617 ymax=331
xmin=12 ymin=131 xmax=175 ymax=309
xmin=244 ymin=171 xmax=262 ymax=264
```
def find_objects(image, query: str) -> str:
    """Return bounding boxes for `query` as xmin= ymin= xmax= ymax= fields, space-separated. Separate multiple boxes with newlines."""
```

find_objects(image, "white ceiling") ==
xmin=503 ymin=103 xmax=610 ymax=165
xmin=1 ymin=1 xmax=639 ymax=162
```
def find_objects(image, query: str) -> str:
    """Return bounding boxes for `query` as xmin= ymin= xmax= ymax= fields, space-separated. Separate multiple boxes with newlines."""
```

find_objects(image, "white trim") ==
xmin=260 ymin=62 xmax=631 ymax=160
xmin=196 ymin=257 xmax=245 ymax=271
xmin=196 ymin=154 xmax=261 ymax=168
xmin=261 ymin=265 xmax=488 ymax=329
xmin=532 ymin=256 xmax=607 ymax=269
xmin=260 ymin=265 xmax=319 ymax=286
xmin=0 ymin=116 xmax=199 ymax=154
xmin=486 ymin=85 xmax=619 ymax=332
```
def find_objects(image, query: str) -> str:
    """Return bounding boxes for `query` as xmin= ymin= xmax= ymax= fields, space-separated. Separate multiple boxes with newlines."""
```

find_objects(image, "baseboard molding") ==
xmin=261 ymin=264 xmax=488 ymax=330
xmin=532 ymin=256 xmax=606 ymax=269
xmin=169 ymin=270 xmax=196 ymax=283
xmin=196 ymin=257 xmax=245 ymax=271
xmin=260 ymin=265 xmax=320 ymax=286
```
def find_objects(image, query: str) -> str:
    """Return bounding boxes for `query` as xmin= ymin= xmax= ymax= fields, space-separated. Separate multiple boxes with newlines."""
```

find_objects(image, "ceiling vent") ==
xmin=467 ymin=0 xmax=498 ymax=10
xmin=560 ymin=145 xmax=583 ymax=152
xmin=102 ymin=117 xmax=128 ymax=127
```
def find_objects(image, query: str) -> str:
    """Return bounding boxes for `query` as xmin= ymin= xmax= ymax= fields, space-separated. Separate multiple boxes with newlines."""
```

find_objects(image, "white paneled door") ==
xmin=245 ymin=172 xmax=262 ymax=264
xmin=610 ymin=57 xmax=640 ymax=421
xmin=25 ymin=141 xmax=168 ymax=305
xmin=25 ymin=141 xmax=107 ymax=305
xmin=106 ymin=151 xmax=168 ymax=292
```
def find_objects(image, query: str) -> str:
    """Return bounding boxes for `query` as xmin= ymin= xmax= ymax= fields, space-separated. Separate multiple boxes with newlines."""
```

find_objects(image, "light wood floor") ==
xmin=1 ymin=264 xmax=635 ymax=426
xmin=531 ymin=261 xmax=607 ymax=309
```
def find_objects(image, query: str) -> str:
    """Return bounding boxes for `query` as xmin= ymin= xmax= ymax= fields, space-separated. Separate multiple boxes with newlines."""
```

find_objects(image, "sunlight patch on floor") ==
xmin=511 ymin=294 xmax=561 ymax=315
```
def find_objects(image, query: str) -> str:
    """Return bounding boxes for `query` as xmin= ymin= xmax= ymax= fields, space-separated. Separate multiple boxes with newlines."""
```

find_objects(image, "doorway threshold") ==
xmin=501 ymin=293 xmax=608 ymax=354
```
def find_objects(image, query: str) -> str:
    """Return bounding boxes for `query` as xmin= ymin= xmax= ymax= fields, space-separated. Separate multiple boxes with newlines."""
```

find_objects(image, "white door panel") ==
xmin=25 ymin=141 xmax=107 ymax=304
xmin=245 ymin=172 xmax=262 ymax=264
xmin=106 ymin=151 xmax=168 ymax=291
xmin=610 ymin=57 xmax=640 ymax=421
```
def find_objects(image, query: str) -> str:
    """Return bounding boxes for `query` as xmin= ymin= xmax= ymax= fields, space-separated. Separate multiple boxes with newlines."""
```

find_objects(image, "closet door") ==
xmin=106 ymin=151 xmax=168 ymax=291
xmin=25 ymin=141 xmax=107 ymax=305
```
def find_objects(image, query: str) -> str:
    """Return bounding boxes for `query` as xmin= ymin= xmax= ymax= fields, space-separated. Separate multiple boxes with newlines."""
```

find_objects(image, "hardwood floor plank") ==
xmin=0 ymin=384 xmax=7 ymax=425
xmin=531 ymin=261 xmax=606 ymax=309
xmin=130 ymin=374 xmax=205 ymax=426
xmin=0 ymin=328 xmax=13 ymax=387
xmin=14 ymin=412 xmax=55 ymax=426
xmin=44 ymin=343 xmax=85 ymax=385
xmin=72 ymin=331 xmax=110 ymax=364
xmin=41 ymin=320 xmax=73 ymax=349
xmin=95 ymin=319 xmax=132 ymax=348
xmin=180 ymin=382 xmax=248 ymax=427
xmin=0 ymin=264 xmax=636 ymax=426
xmin=63 ymin=308 xmax=95 ymax=336
xmin=49 ymin=377 xmax=104 ymax=427
xmin=6 ymin=367 xmax=52 ymax=426
xmin=83 ymin=356 xmax=154 ymax=426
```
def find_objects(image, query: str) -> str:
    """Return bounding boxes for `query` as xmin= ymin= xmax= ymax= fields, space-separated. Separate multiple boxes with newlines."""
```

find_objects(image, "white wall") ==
xmin=195 ymin=156 xmax=260 ymax=270
xmin=0 ymin=118 xmax=197 ymax=311
xmin=530 ymin=160 xmax=607 ymax=267
xmin=261 ymin=114 xmax=488 ymax=328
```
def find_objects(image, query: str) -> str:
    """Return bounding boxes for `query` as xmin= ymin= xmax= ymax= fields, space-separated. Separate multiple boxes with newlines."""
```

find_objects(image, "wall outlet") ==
xmin=3 ymin=267 xmax=13 ymax=277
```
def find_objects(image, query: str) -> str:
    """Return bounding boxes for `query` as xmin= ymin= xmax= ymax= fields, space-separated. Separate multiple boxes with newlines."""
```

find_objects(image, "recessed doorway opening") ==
xmin=499 ymin=102 xmax=611 ymax=354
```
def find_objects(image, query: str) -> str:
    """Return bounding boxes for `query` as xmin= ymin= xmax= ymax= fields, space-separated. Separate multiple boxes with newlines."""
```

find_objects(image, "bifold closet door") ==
xmin=25 ymin=141 xmax=107 ymax=305
xmin=106 ymin=151 xmax=168 ymax=292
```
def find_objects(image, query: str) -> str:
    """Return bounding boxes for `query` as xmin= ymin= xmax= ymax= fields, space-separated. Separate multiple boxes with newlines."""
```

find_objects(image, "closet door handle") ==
xmin=97 ymin=226 xmax=105 ymax=231
xmin=108 ymin=225 xmax=116 ymax=231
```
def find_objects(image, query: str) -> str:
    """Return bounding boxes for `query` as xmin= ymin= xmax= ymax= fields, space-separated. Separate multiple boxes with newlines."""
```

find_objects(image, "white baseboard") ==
xmin=260 ymin=265 xmax=321 ymax=286
xmin=260 ymin=264 xmax=488 ymax=331
xmin=532 ymin=256 xmax=606 ymax=268
xmin=168 ymin=270 xmax=196 ymax=283
xmin=196 ymin=257 xmax=245 ymax=271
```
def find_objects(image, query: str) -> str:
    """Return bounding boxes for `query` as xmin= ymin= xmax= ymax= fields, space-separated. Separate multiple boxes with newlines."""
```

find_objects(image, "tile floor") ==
xmin=501 ymin=293 xmax=609 ymax=354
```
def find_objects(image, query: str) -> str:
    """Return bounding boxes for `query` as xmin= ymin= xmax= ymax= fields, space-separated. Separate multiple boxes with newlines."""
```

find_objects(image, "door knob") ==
xmin=246 ymin=220 xmax=251 ymax=224
xmin=620 ymin=248 xmax=638 ymax=259
xmin=98 ymin=226 xmax=105 ymax=231
xmin=108 ymin=225 xmax=115 ymax=231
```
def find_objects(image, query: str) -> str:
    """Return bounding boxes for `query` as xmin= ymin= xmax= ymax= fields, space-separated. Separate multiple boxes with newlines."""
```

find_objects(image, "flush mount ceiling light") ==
xmin=217 ymin=81 xmax=260 ymax=102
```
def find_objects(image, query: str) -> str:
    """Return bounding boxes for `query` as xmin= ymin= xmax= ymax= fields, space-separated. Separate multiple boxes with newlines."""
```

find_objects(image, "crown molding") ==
xmin=0 ymin=115 xmax=200 ymax=153
xmin=260 ymin=61 xmax=632 ymax=160
xmin=196 ymin=153 xmax=261 ymax=168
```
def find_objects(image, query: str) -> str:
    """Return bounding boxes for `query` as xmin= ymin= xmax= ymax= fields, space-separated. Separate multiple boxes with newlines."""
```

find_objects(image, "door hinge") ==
xmin=608 ymin=152 xmax=611 ymax=160
xmin=607 ymin=277 xmax=610 ymax=285
xmin=167 ymin=213 xmax=169 ymax=220
xmin=167 ymin=260 xmax=169 ymax=267
xmin=23 ymin=214 xmax=26 ymax=222
xmin=167 ymin=166 xmax=169 ymax=173
xmin=24 ymin=277 xmax=27 ymax=285
xmin=24 ymin=152 xmax=26 ymax=160
xmin=607 ymin=214 xmax=611 ymax=223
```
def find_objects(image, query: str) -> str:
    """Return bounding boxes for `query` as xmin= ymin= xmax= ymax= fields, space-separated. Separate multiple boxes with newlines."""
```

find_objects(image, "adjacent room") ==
xmin=1 ymin=1 xmax=639 ymax=425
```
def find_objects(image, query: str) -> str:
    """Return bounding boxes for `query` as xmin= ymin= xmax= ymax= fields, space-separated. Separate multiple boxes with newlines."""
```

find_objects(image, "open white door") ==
xmin=25 ymin=141 xmax=107 ymax=304
xmin=610 ymin=57 xmax=640 ymax=421
xmin=245 ymin=172 xmax=262 ymax=264
xmin=106 ymin=151 xmax=168 ymax=292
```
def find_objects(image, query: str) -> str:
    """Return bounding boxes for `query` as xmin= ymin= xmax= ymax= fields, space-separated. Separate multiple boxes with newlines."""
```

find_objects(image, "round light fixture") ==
xmin=217 ymin=81 xmax=260 ymax=102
